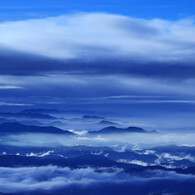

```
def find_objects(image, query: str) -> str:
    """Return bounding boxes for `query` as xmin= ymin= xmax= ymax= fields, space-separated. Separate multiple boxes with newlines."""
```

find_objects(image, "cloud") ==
xmin=0 ymin=13 xmax=195 ymax=79
xmin=159 ymin=152 xmax=195 ymax=162
xmin=0 ymin=102 xmax=33 ymax=106
xmin=0 ymin=12 xmax=195 ymax=125
xmin=117 ymin=159 xmax=148 ymax=166
xmin=0 ymin=85 xmax=23 ymax=89
xmin=0 ymin=13 xmax=194 ymax=61
xmin=26 ymin=150 xmax=54 ymax=157
xmin=1 ymin=74 xmax=195 ymax=99
xmin=0 ymin=166 xmax=194 ymax=194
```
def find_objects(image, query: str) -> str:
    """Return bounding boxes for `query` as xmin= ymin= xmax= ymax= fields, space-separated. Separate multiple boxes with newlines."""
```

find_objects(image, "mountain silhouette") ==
xmin=89 ymin=126 xmax=158 ymax=134
xmin=0 ymin=122 xmax=75 ymax=135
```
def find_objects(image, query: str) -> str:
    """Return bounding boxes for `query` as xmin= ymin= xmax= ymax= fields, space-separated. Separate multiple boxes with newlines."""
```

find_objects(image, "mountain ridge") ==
xmin=0 ymin=122 xmax=75 ymax=135
xmin=89 ymin=126 xmax=158 ymax=134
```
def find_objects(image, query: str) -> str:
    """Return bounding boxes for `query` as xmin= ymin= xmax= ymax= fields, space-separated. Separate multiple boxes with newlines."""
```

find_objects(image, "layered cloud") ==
xmin=0 ymin=13 xmax=195 ymax=78
xmin=0 ymin=12 xmax=195 ymax=128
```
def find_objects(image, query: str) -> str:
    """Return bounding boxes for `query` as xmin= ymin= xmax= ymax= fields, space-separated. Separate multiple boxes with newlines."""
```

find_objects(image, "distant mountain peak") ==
xmin=89 ymin=126 xmax=158 ymax=134
xmin=96 ymin=120 xmax=118 ymax=125
xmin=82 ymin=115 xmax=106 ymax=120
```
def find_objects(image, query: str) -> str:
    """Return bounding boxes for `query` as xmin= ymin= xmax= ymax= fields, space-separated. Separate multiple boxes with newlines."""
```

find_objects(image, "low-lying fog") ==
xmin=1 ymin=132 xmax=195 ymax=148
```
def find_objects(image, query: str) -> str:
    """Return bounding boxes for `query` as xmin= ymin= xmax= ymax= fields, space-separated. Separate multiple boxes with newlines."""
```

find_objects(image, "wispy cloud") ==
xmin=0 ymin=85 xmax=23 ymax=89
xmin=0 ymin=102 xmax=32 ymax=106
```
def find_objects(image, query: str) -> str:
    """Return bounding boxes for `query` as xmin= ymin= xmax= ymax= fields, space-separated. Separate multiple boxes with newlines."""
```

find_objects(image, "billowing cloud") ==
xmin=0 ymin=166 xmax=194 ymax=194
xmin=0 ymin=13 xmax=195 ymax=78
xmin=0 ymin=13 xmax=195 ymax=61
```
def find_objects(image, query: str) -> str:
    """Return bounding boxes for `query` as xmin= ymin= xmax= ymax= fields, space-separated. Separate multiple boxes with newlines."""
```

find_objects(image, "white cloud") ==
xmin=0 ymin=166 xmax=123 ymax=193
xmin=0 ymin=102 xmax=32 ymax=106
xmin=0 ymin=166 xmax=194 ymax=194
xmin=26 ymin=150 xmax=54 ymax=157
xmin=159 ymin=152 xmax=195 ymax=162
xmin=77 ymin=135 xmax=108 ymax=142
xmin=117 ymin=159 xmax=148 ymax=166
xmin=68 ymin=129 xmax=88 ymax=136
xmin=0 ymin=85 xmax=23 ymax=89
xmin=0 ymin=13 xmax=195 ymax=62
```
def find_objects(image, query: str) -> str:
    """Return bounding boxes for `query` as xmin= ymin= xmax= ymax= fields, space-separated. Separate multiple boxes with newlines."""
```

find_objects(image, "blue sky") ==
xmin=0 ymin=0 xmax=195 ymax=21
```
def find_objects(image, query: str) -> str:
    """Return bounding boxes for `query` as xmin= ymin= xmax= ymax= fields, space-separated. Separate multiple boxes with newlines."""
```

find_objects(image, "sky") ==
xmin=0 ymin=0 xmax=195 ymax=21
xmin=0 ymin=0 xmax=195 ymax=130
